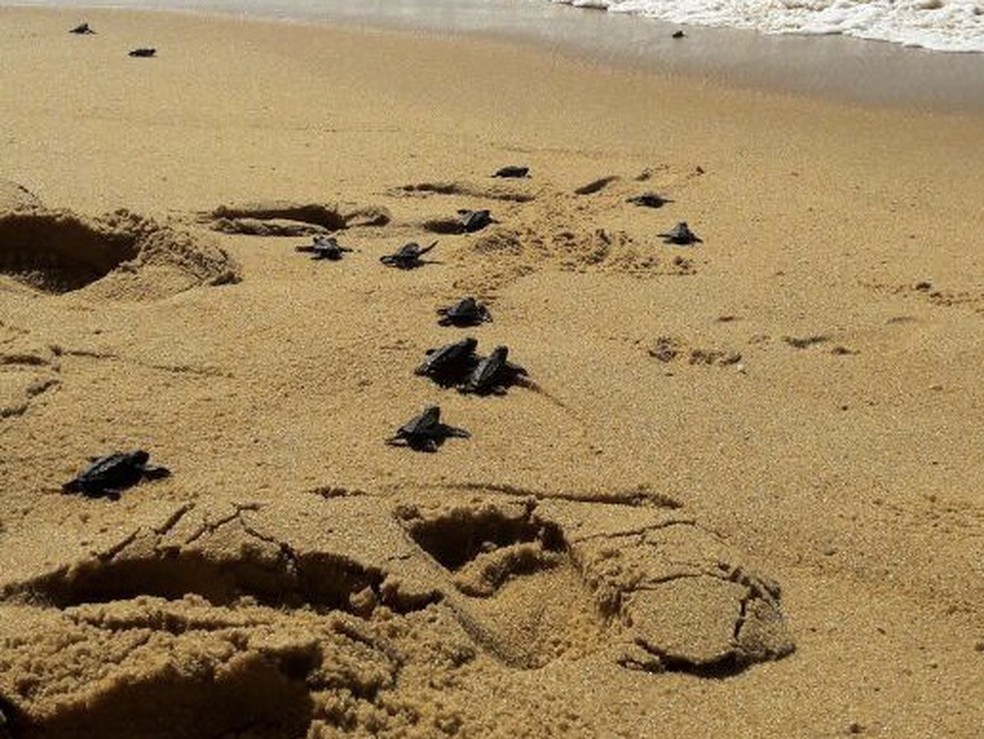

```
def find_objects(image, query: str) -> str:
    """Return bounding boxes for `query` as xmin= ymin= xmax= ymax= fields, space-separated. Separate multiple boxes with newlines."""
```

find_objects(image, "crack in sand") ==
xmin=151 ymin=503 xmax=195 ymax=536
xmin=433 ymin=482 xmax=680 ymax=509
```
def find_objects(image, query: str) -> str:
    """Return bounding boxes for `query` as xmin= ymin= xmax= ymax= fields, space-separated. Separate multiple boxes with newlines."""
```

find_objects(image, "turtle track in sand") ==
xmin=0 ymin=205 xmax=240 ymax=298
xmin=380 ymin=168 xmax=705 ymax=294
xmin=0 ymin=325 xmax=60 ymax=419
xmin=0 ymin=492 xmax=794 ymax=736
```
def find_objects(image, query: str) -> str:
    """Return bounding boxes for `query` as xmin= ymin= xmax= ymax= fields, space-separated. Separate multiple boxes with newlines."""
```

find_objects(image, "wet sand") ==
xmin=1 ymin=6 xmax=983 ymax=737
xmin=12 ymin=0 xmax=984 ymax=111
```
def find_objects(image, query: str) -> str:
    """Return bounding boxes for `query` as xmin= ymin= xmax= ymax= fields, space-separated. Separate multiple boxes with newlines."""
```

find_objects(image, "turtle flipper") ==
xmin=141 ymin=465 xmax=171 ymax=480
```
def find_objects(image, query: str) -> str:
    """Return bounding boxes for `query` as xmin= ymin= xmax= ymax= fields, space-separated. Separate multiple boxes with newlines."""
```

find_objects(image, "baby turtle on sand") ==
xmin=627 ymin=192 xmax=672 ymax=209
xmin=672 ymin=30 xmax=686 ymax=39
xmin=128 ymin=47 xmax=156 ymax=58
xmin=295 ymin=235 xmax=353 ymax=261
xmin=658 ymin=221 xmax=702 ymax=245
xmin=70 ymin=22 xmax=95 ymax=34
xmin=63 ymin=450 xmax=170 ymax=500
xmin=380 ymin=241 xmax=437 ymax=269
xmin=458 ymin=345 xmax=528 ymax=396
xmin=492 ymin=166 xmax=529 ymax=178
xmin=437 ymin=296 xmax=493 ymax=327
xmin=416 ymin=337 xmax=480 ymax=386
xmin=458 ymin=209 xmax=493 ymax=233
xmin=386 ymin=405 xmax=470 ymax=452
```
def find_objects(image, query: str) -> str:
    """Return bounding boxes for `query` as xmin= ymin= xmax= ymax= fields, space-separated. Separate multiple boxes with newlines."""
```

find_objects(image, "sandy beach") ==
xmin=1 ymin=6 xmax=982 ymax=737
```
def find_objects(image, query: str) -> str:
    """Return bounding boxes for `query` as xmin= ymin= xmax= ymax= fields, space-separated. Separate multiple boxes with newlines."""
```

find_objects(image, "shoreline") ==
xmin=5 ymin=0 xmax=984 ymax=113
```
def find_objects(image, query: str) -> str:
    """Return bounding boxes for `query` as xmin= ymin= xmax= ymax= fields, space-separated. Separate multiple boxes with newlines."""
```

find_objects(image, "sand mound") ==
xmin=0 ymin=207 xmax=240 ymax=299
xmin=0 ymin=492 xmax=792 ymax=735
xmin=204 ymin=200 xmax=391 ymax=235
xmin=452 ymin=225 xmax=695 ymax=295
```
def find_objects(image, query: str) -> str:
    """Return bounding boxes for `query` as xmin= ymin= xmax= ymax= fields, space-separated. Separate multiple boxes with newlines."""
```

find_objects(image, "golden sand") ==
xmin=1 ymin=6 xmax=982 ymax=737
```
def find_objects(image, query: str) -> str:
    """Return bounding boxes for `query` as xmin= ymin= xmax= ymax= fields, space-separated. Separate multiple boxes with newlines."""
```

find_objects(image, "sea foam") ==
xmin=552 ymin=0 xmax=984 ymax=52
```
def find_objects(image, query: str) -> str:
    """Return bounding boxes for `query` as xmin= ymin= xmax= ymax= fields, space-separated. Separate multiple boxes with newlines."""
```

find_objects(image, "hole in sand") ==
xmin=0 ymin=208 xmax=240 ymax=297
xmin=574 ymin=175 xmax=620 ymax=195
xmin=396 ymin=499 xmax=605 ymax=668
xmin=0 ymin=209 xmax=140 ymax=292
xmin=392 ymin=181 xmax=534 ymax=203
xmin=204 ymin=201 xmax=390 ymax=235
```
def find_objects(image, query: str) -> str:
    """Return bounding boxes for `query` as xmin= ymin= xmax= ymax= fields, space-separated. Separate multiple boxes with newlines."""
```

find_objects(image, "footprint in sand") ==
xmin=397 ymin=493 xmax=794 ymax=675
xmin=0 ymin=492 xmax=793 ymax=735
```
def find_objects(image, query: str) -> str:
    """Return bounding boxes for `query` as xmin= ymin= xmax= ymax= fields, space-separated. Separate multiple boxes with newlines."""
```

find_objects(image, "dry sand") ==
xmin=1 ymin=6 xmax=982 ymax=738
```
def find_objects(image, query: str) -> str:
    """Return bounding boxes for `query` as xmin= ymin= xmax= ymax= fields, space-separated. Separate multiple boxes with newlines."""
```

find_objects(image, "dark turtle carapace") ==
xmin=457 ymin=209 xmax=492 ymax=233
xmin=492 ymin=166 xmax=529 ymax=179
xmin=458 ymin=345 xmax=528 ymax=396
xmin=63 ymin=450 xmax=170 ymax=499
xmin=128 ymin=47 xmax=156 ymax=58
xmin=380 ymin=241 xmax=437 ymax=269
xmin=386 ymin=405 xmax=470 ymax=452
xmin=658 ymin=221 xmax=702 ymax=245
xmin=70 ymin=22 xmax=95 ymax=34
xmin=627 ymin=192 xmax=672 ymax=209
xmin=672 ymin=30 xmax=687 ymax=39
xmin=294 ymin=235 xmax=353 ymax=261
xmin=415 ymin=337 xmax=480 ymax=386
xmin=437 ymin=296 xmax=492 ymax=327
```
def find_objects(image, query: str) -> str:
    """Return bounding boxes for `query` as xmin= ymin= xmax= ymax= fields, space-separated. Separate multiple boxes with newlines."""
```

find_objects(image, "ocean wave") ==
xmin=551 ymin=0 xmax=984 ymax=52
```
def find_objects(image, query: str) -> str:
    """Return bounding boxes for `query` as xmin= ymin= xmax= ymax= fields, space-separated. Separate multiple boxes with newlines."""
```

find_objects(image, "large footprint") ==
xmin=396 ymin=493 xmax=794 ymax=675
xmin=0 ymin=492 xmax=793 ymax=736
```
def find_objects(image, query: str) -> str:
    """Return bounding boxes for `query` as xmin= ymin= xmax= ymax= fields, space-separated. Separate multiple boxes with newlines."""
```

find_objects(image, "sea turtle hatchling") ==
xmin=457 ymin=209 xmax=493 ymax=233
xmin=128 ymin=47 xmax=156 ymax=58
xmin=294 ymin=235 xmax=353 ymax=261
xmin=657 ymin=221 xmax=702 ymax=245
xmin=436 ymin=296 xmax=493 ymax=327
xmin=415 ymin=337 xmax=480 ymax=386
xmin=70 ymin=22 xmax=95 ymax=34
xmin=380 ymin=241 xmax=437 ymax=269
xmin=386 ymin=405 xmax=470 ymax=452
xmin=627 ymin=192 xmax=672 ymax=209
xmin=492 ymin=166 xmax=529 ymax=178
xmin=458 ymin=345 xmax=528 ymax=396
xmin=62 ymin=450 xmax=171 ymax=499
